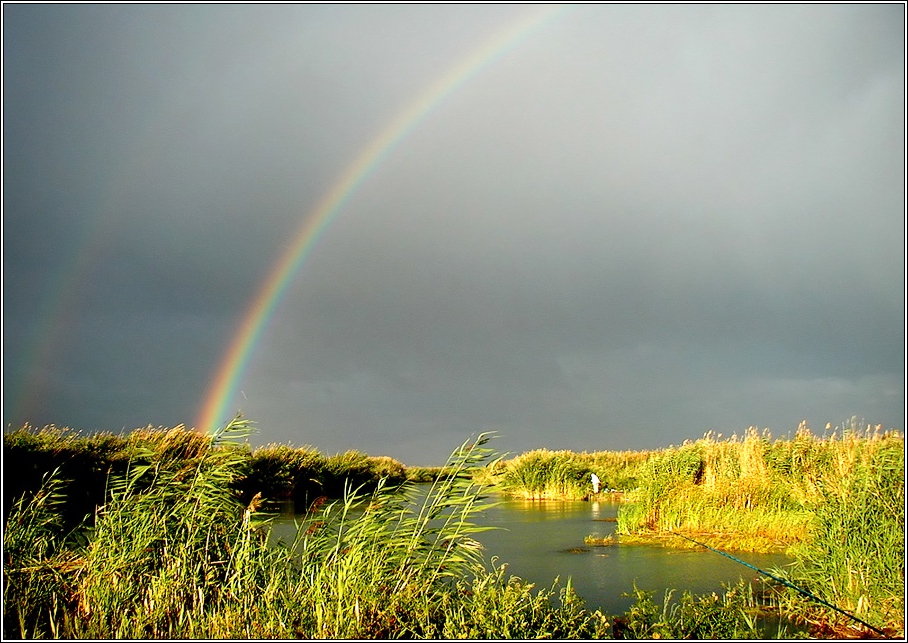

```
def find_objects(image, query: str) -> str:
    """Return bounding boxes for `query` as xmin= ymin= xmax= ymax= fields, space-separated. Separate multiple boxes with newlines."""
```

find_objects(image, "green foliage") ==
xmin=492 ymin=448 xmax=648 ymax=500
xmin=281 ymin=435 xmax=500 ymax=638
xmin=615 ymin=421 xmax=904 ymax=634
xmin=320 ymin=449 xmax=393 ymax=497
xmin=235 ymin=442 xmax=325 ymax=509
xmin=71 ymin=419 xmax=260 ymax=637
xmin=2 ymin=469 xmax=81 ymax=638
xmin=437 ymin=565 xmax=612 ymax=639
xmin=499 ymin=449 xmax=587 ymax=499
xmin=2 ymin=424 xmax=622 ymax=639
xmin=783 ymin=432 xmax=904 ymax=634
xmin=4 ymin=423 xmax=425 ymax=523
xmin=2 ymin=424 xmax=212 ymax=532
xmin=614 ymin=424 xmax=900 ymax=550
xmin=5 ymin=418 xmax=902 ymax=638
xmin=614 ymin=581 xmax=804 ymax=639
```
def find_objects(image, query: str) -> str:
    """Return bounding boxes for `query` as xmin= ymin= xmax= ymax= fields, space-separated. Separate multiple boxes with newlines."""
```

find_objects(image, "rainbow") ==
xmin=196 ymin=5 xmax=567 ymax=436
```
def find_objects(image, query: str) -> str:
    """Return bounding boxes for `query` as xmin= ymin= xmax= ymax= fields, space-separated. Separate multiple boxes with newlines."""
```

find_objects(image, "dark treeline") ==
xmin=2 ymin=423 xmax=442 ymax=531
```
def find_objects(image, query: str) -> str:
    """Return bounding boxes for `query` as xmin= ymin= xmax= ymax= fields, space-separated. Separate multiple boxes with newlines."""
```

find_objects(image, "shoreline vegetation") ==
xmin=484 ymin=420 xmax=904 ymax=637
xmin=3 ymin=418 xmax=903 ymax=638
xmin=2 ymin=422 xmax=447 ymax=533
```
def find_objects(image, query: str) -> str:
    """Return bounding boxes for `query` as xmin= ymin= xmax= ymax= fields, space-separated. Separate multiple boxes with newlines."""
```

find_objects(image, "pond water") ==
xmin=469 ymin=494 xmax=793 ymax=615
xmin=269 ymin=490 xmax=794 ymax=617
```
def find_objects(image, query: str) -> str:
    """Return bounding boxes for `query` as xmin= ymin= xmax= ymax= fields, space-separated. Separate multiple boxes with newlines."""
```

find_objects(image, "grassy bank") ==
xmin=3 ymin=421 xmax=605 ymax=638
xmin=480 ymin=448 xmax=650 ymax=500
xmin=4 ymin=419 xmax=901 ymax=638
xmin=2 ymin=422 xmax=443 ymax=529
xmin=616 ymin=422 xmax=903 ymax=630
xmin=485 ymin=420 xmax=903 ymax=636
xmin=3 ymin=420 xmax=813 ymax=639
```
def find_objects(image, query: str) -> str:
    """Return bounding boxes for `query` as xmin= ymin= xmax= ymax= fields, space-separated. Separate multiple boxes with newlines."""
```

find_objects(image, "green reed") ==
xmin=2 ymin=422 xmax=616 ymax=638
xmin=779 ymin=429 xmax=904 ymax=636
xmin=611 ymin=579 xmax=805 ymax=639
xmin=476 ymin=419 xmax=903 ymax=636
xmin=4 ymin=423 xmax=429 ymax=525
xmin=615 ymin=420 xmax=904 ymax=635
xmin=5 ymin=418 xmax=900 ymax=638
xmin=487 ymin=448 xmax=649 ymax=500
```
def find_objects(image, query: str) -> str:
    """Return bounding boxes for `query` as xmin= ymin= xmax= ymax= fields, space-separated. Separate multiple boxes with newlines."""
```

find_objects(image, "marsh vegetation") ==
xmin=485 ymin=420 xmax=904 ymax=636
xmin=3 ymin=418 xmax=903 ymax=638
xmin=3 ymin=422 xmax=611 ymax=638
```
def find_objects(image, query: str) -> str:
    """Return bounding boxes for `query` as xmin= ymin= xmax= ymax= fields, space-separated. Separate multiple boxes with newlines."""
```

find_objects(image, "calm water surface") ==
xmin=471 ymin=494 xmax=793 ymax=615
xmin=271 ymin=491 xmax=793 ymax=616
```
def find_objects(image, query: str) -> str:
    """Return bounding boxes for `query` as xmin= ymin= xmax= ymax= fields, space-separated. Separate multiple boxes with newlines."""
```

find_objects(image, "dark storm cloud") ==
xmin=3 ymin=4 xmax=903 ymax=463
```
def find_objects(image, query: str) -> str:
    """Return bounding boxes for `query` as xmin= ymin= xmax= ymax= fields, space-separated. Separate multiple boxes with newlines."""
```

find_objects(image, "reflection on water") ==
xmin=472 ymin=494 xmax=793 ymax=615
xmin=268 ymin=490 xmax=793 ymax=617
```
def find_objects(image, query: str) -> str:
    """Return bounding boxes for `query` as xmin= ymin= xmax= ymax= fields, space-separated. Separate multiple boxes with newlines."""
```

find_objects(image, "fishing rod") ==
xmin=670 ymin=531 xmax=886 ymax=637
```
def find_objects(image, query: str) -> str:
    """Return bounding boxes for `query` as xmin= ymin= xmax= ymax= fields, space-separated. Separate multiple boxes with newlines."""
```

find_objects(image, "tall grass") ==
xmin=479 ymin=420 xmax=903 ymax=636
xmin=616 ymin=427 xmax=816 ymax=551
xmin=486 ymin=448 xmax=649 ymax=500
xmin=616 ymin=420 xmax=904 ymax=635
xmin=2 ymin=469 xmax=81 ymax=638
xmin=5 ymin=419 xmax=900 ymax=637
xmin=781 ymin=427 xmax=904 ymax=635
xmin=3 ymin=421 xmax=616 ymax=639
xmin=3 ymin=424 xmax=165 ymax=532
xmin=611 ymin=580 xmax=795 ymax=640
xmin=616 ymin=422 xmax=902 ymax=537
xmin=496 ymin=449 xmax=590 ymax=500
xmin=3 ymin=423 xmax=435 ymax=525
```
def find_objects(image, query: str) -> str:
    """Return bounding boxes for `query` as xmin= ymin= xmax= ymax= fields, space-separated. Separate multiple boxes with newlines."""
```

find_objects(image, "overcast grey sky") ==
xmin=3 ymin=4 xmax=904 ymax=464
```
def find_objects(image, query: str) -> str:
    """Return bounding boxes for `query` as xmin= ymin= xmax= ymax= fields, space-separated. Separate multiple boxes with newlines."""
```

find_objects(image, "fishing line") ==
xmin=670 ymin=531 xmax=886 ymax=636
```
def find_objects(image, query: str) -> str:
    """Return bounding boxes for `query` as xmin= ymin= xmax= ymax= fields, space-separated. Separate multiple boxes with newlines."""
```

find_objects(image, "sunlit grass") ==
xmin=3 ymin=422 xmax=444 ymax=529
xmin=3 ymin=421 xmax=617 ymax=639
xmin=483 ymin=448 xmax=649 ymax=500
xmin=4 ymin=418 xmax=901 ymax=638
xmin=614 ymin=420 xmax=904 ymax=635
xmin=480 ymin=419 xmax=903 ymax=636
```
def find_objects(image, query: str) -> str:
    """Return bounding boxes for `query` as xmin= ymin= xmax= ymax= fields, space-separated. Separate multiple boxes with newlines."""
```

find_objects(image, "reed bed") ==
xmin=3 ymin=421 xmax=619 ymax=639
xmin=781 ymin=426 xmax=904 ymax=636
xmin=5 ymin=418 xmax=900 ymax=638
xmin=3 ymin=420 xmax=813 ymax=639
xmin=484 ymin=448 xmax=649 ymax=500
xmin=484 ymin=420 xmax=903 ymax=636
xmin=615 ymin=420 xmax=904 ymax=635
xmin=615 ymin=429 xmax=816 ymax=552
xmin=3 ymin=423 xmax=440 ymax=525
xmin=611 ymin=580 xmax=794 ymax=640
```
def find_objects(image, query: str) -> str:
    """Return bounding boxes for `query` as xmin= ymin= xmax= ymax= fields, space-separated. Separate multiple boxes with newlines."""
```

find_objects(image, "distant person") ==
xmin=590 ymin=473 xmax=600 ymax=494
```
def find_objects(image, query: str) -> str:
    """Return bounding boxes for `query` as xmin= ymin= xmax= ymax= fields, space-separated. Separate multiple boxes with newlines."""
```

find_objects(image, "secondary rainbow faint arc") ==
xmin=196 ymin=5 xmax=567 ymax=436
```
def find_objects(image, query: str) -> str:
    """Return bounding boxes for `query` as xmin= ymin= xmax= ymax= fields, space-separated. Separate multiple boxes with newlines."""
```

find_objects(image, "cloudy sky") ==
xmin=3 ymin=4 xmax=904 ymax=464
